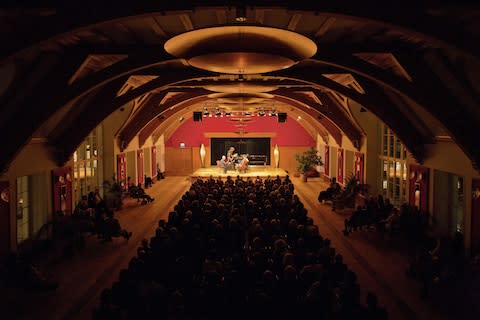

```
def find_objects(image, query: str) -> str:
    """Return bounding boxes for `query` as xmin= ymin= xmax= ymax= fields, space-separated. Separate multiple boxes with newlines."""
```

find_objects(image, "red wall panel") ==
xmin=408 ymin=165 xmax=429 ymax=213
xmin=52 ymin=167 xmax=73 ymax=215
xmin=166 ymin=116 xmax=315 ymax=147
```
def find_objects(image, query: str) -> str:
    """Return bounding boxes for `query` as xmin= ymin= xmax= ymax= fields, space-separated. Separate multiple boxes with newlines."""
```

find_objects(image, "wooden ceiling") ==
xmin=1 ymin=1 xmax=480 ymax=171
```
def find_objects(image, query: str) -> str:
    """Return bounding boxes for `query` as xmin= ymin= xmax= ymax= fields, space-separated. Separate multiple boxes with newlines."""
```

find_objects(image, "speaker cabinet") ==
xmin=193 ymin=111 xmax=203 ymax=122
xmin=278 ymin=112 xmax=287 ymax=123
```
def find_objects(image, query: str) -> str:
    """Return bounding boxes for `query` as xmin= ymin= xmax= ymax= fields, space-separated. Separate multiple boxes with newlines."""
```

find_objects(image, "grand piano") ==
xmin=246 ymin=154 xmax=268 ymax=165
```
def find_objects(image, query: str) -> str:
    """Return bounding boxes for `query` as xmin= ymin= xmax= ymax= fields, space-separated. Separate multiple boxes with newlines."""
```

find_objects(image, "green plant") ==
xmin=295 ymin=147 xmax=323 ymax=174
xmin=344 ymin=173 xmax=359 ymax=194
xmin=343 ymin=173 xmax=369 ymax=195
xmin=103 ymin=176 xmax=123 ymax=210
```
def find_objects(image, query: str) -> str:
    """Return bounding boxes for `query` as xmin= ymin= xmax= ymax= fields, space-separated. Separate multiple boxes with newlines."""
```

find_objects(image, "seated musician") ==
xmin=219 ymin=155 xmax=228 ymax=173
xmin=237 ymin=155 xmax=249 ymax=173
xmin=226 ymin=146 xmax=236 ymax=163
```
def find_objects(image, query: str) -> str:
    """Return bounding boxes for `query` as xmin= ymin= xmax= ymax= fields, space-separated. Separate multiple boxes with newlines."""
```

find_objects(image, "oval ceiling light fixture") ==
xmin=207 ymin=92 xmax=274 ymax=100
xmin=209 ymin=92 xmax=274 ymax=105
xmin=205 ymin=82 xmax=278 ymax=94
xmin=164 ymin=25 xmax=317 ymax=74
xmin=217 ymin=97 xmax=265 ymax=105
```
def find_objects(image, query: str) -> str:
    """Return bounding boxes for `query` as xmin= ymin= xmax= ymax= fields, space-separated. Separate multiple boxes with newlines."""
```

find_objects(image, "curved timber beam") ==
xmin=119 ymin=89 xmax=211 ymax=148
xmin=268 ymin=69 xmax=428 ymax=163
xmin=50 ymin=69 xmax=215 ymax=164
xmin=2 ymin=3 xmax=480 ymax=63
xmin=272 ymin=88 xmax=363 ymax=148
xmin=130 ymin=89 xmax=340 ymax=149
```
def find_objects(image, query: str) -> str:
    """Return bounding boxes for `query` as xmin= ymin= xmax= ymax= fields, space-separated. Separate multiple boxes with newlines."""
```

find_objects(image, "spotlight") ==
xmin=258 ymin=108 xmax=266 ymax=116
xmin=215 ymin=107 xmax=222 ymax=117
xmin=270 ymin=109 xmax=277 ymax=117
xmin=203 ymin=107 xmax=209 ymax=117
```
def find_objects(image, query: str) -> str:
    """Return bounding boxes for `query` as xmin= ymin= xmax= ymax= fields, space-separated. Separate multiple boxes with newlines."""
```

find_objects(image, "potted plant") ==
xmin=295 ymin=147 xmax=323 ymax=182
xmin=103 ymin=176 xmax=123 ymax=210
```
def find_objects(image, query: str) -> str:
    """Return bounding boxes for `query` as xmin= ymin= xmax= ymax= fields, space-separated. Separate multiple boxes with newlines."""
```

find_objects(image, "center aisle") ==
xmin=291 ymin=177 xmax=447 ymax=320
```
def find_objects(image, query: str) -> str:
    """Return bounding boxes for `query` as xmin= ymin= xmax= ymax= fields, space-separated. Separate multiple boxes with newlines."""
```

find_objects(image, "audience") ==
xmin=96 ymin=176 xmax=387 ymax=319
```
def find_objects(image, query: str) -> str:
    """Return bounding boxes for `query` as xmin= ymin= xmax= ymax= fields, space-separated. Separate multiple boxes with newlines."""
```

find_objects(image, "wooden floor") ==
xmin=2 ymin=176 xmax=478 ymax=319
xmin=191 ymin=165 xmax=288 ymax=179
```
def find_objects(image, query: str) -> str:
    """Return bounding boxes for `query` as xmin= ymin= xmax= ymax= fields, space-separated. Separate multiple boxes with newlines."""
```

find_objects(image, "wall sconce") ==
xmin=473 ymin=187 xmax=480 ymax=199
xmin=200 ymin=143 xmax=206 ymax=167
xmin=273 ymin=144 xmax=280 ymax=168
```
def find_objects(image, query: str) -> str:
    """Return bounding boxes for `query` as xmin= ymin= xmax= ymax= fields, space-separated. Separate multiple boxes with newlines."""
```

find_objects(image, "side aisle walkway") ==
xmin=2 ymin=176 xmax=191 ymax=320
xmin=293 ymin=177 xmax=475 ymax=320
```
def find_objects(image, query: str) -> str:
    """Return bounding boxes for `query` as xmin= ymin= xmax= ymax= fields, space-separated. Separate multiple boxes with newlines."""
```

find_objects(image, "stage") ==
xmin=191 ymin=166 xmax=289 ymax=179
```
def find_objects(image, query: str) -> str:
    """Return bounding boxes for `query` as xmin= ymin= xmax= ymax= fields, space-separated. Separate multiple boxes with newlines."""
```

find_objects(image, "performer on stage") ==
xmin=219 ymin=155 xmax=228 ymax=173
xmin=237 ymin=155 xmax=249 ymax=173
xmin=226 ymin=146 xmax=236 ymax=163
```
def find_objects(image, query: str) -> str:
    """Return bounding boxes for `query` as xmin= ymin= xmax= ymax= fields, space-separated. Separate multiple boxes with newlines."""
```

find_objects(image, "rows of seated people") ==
xmin=72 ymin=191 xmax=132 ymax=243
xmin=343 ymin=194 xmax=466 ymax=298
xmin=94 ymin=175 xmax=387 ymax=319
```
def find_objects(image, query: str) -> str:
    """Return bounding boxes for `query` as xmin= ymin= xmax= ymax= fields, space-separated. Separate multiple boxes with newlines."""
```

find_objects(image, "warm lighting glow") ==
xmin=200 ymin=144 xmax=206 ymax=167
xmin=164 ymin=25 xmax=317 ymax=74
xmin=389 ymin=166 xmax=395 ymax=178
xmin=273 ymin=144 xmax=280 ymax=168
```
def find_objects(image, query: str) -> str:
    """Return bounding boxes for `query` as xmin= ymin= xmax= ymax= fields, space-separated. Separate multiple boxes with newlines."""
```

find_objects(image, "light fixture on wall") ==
xmin=200 ymin=143 xmax=206 ymax=167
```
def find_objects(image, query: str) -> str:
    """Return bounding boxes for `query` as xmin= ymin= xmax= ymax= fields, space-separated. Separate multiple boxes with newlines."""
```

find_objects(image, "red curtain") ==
xmin=408 ymin=165 xmax=429 ymax=213
xmin=0 ymin=181 xmax=10 ymax=255
xmin=52 ymin=167 xmax=73 ymax=215
xmin=137 ymin=149 xmax=144 ymax=186
xmin=354 ymin=152 xmax=364 ymax=184
xmin=337 ymin=148 xmax=344 ymax=184
xmin=117 ymin=153 xmax=127 ymax=191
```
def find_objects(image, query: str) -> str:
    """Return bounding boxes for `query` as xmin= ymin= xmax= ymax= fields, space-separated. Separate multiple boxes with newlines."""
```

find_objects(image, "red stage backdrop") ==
xmin=166 ymin=116 xmax=315 ymax=147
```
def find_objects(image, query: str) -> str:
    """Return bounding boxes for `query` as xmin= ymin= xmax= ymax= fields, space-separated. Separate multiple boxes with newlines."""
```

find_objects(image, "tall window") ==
xmin=73 ymin=126 xmax=104 ymax=204
xmin=380 ymin=125 xmax=408 ymax=206
xmin=16 ymin=176 xmax=30 ymax=243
